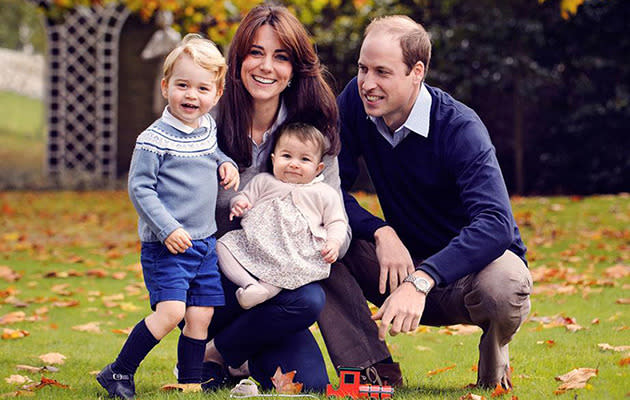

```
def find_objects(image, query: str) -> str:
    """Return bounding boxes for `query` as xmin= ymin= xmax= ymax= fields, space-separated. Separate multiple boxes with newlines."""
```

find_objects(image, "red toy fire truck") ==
xmin=326 ymin=367 xmax=394 ymax=399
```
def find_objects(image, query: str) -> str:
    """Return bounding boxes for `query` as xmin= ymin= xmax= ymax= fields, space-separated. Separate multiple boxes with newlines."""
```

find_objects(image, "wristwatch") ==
xmin=403 ymin=274 xmax=432 ymax=295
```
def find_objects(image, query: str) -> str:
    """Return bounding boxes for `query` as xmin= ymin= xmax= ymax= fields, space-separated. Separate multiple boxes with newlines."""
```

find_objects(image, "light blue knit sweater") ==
xmin=128 ymin=114 xmax=235 ymax=243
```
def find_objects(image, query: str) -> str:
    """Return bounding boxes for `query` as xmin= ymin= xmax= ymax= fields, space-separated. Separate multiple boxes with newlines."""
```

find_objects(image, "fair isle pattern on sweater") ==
xmin=135 ymin=120 xmax=218 ymax=158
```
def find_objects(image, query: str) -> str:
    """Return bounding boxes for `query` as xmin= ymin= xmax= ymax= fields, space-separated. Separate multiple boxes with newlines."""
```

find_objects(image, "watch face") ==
xmin=417 ymin=278 xmax=430 ymax=290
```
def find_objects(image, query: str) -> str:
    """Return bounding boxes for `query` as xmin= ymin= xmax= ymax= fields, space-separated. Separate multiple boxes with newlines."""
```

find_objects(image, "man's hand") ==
xmin=374 ymin=226 xmax=415 ymax=294
xmin=164 ymin=228 xmax=193 ymax=254
xmin=229 ymin=199 xmax=252 ymax=221
xmin=219 ymin=162 xmax=240 ymax=191
xmin=371 ymin=271 xmax=434 ymax=340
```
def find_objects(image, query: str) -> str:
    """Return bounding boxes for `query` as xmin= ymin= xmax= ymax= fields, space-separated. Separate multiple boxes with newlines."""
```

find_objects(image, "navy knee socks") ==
xmin=112 ymin=319 xmax=160 ymax=375
xmin=177 ymin=334 xmax=207 ymax=383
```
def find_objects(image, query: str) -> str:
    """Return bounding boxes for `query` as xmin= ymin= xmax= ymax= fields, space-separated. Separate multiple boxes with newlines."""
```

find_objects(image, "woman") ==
xmin=199 ymin=3 xmax=350 ymax=392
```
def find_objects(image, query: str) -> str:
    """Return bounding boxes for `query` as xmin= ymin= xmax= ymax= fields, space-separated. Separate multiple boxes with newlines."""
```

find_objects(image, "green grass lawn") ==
xmin=0 ymin=192 xmax=628 ymax=399
xmin=0 ymin=91 xmax=46 ymax=188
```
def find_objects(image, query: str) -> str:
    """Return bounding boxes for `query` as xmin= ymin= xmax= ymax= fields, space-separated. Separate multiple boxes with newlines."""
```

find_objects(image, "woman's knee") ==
xmin=284 ymin=283 xmax=326 ymax=319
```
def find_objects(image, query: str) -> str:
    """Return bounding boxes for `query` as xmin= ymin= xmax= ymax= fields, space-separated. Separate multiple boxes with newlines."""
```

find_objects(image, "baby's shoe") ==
xmin=236 ymin=284 xmax=270 ymax=309
xmin=96 ymin=363 xmax=135 ymax=399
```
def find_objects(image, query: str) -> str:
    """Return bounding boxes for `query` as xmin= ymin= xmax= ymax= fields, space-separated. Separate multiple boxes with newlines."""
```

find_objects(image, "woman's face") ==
xmin=240 ymin=24 xmax=293 ymax=107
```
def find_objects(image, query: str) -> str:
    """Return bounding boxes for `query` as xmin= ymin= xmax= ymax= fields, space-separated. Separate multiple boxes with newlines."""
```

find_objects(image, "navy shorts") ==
xmin=141 ymin=236 xmax=224 ymax=310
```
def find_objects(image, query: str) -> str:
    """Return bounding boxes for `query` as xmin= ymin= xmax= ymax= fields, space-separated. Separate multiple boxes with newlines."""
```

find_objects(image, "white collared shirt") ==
xmin=161 ymin=106 xmax=211 ymax=134
xmin=368 ymin=83 xmax=432 ymax=147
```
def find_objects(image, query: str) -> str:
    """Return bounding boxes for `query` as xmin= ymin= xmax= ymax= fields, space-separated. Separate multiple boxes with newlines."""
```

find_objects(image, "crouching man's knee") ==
xmin=467 ymin=251 xmax=532 ymax=337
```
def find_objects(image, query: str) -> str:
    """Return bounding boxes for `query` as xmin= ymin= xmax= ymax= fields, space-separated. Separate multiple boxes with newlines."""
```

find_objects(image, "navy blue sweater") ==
xmin=338 ymin=78 xmax=527 ymax=285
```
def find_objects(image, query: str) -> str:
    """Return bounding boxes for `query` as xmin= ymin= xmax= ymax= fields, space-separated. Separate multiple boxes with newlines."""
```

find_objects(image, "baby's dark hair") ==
xmin=275 ymin=122 xmax=328 ymax=160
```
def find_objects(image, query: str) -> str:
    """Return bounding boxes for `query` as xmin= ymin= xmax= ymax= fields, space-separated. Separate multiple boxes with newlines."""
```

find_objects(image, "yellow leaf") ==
xmin=160 ymin=383 xmax=202 ymax=392
xmin=0 ymin=266 xmax=21 ymax=282
xmin=598 ymin=343 xmax=630 ymax=352
xmin=554 ymin=367 xmax=597 ymax=393
xmin=38 ymin=352 xmax=66 ymax=365
xmin=72 ymin=322 xmax=101 ymax=334
xmin=0 ymin=312 xmax=26 ymax=325
xmin=1 ymin=328 xmax=29 ymax=340
xmin=5 ymin=375 xmax=32 ymax=385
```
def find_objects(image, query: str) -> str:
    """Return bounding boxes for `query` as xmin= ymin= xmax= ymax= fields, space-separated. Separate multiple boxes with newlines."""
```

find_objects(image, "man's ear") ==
xmin=412 ymin=61 xmax=425 ymax=84
xmin=160 ymin=78 xmax=169 ymax=99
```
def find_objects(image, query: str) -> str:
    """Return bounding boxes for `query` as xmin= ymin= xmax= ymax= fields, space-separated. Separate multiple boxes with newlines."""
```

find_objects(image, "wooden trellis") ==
xmin=45 ymin=4 xmax=129 ymax=180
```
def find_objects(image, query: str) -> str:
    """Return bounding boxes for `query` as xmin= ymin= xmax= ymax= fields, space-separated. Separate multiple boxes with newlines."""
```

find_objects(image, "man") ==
xmin=318 ymin=15 xmax=532 ymax=390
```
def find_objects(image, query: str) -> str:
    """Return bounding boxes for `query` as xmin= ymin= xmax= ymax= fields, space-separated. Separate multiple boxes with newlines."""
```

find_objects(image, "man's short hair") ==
xmin=365 ymin=15 xmax=431 ymax=76
xmin=162 ymin=33 xmax=227 ymax=91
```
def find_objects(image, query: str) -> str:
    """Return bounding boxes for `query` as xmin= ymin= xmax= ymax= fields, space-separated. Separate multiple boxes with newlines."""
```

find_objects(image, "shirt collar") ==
xmin=368 ymin=83 xmax=432 ymax=145
xmin=402 ymin=83 xmax=432 ymax=138
xmin=161 ymin=106 xmax=211 ymax=134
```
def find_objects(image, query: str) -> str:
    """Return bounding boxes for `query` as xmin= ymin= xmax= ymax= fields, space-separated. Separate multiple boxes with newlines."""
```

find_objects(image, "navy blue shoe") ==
xmin=96 ymin=364 xmax=135 ymax=399
xmin=200 ymin=362 xmax=230 ymax=392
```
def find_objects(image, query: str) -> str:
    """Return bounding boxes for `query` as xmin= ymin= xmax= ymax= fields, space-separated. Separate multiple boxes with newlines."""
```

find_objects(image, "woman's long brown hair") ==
xmin=216 ymin=3 xmax=340 ymax=168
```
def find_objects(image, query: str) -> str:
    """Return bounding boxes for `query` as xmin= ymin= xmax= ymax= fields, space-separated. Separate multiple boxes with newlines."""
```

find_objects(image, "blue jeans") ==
xmin=209 ymin=275 xmax=329 ymax=391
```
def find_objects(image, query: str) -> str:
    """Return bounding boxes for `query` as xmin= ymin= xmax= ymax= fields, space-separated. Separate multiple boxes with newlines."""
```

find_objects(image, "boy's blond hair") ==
xmin=162 ymin=33 xmax=227 ymax=90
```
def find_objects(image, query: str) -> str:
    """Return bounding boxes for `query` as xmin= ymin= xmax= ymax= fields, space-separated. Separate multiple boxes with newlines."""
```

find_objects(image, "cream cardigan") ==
xmin=229 ymin=172 xmax=348 ymax=245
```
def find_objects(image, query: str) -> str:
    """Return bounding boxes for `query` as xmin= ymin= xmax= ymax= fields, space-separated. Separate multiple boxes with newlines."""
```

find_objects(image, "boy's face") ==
xmin=271 ymin=134 xmax=324 ymax=185
xmin=161 ymin=54 xmax=223 ymax=128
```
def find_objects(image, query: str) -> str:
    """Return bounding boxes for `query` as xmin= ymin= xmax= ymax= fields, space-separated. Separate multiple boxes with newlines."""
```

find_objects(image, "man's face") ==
xmin=357 ymin=32 xmax=423 ymax=131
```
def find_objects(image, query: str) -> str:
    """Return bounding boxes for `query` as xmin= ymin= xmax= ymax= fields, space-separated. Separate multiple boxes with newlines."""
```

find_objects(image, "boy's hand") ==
xmin=164 ymin=228 xmax=193 ymax=254
xmin=229 ymin=199 xmax=251 ymax=221
xmin=219 ymin=163 xmax=240 ymax=191
xmin=321 ymin=239 xmax=341 ymax=263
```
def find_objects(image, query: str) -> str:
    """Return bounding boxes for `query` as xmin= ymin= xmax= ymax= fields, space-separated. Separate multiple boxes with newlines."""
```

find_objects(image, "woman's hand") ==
xmin=219 ymin=163 xmax=240 ymax=191
xmin=164 ymin=228 xmax=193 ymax=254
xmin=321 ymin=239 xmax=341 ymax=263
xmin=229 ymin=199 xmax=252 ymax=221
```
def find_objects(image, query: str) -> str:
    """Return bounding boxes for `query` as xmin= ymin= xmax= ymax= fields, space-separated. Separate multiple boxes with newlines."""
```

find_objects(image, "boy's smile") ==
xmin=161 ymin=53 xmax=223 ymax=129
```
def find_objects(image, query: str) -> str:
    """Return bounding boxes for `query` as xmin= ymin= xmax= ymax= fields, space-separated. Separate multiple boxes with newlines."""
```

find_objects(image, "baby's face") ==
xmin=161 ymin=54 xmax=222 ymax=128
xmin=271 ymin=134 xmax=324 ymax=184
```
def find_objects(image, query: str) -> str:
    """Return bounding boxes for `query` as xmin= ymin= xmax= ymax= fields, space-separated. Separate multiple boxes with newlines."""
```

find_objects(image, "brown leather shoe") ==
xmin=360 ymin=362 xmax=403 ymax=387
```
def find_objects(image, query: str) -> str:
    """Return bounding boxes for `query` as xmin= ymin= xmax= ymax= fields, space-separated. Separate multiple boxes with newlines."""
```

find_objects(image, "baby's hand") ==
xmin=164 ymin=228 xmax=193 ymax=254
xmin=219 ymin=163 xmax=240 ymax=191
xmin=229 ymin=199 xmax=252 ymax=221
xmin=321 ymin=240 xmax=341 ymax=264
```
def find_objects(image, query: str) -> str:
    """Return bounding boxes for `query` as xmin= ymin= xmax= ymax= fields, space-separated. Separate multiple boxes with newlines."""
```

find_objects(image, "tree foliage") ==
xmin=3 ymin=0 xmax=628 ymax=194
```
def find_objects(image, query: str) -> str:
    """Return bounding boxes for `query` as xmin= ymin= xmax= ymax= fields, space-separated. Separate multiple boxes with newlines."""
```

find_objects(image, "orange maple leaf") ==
xmin=271 ymin=366 xmax=303 ymax=394
xmin=427 ymin=364 xmax=456 ymax=376
xmin=29 ymin=376 xmax=69 ymax=390
xmin=490 ymin=383 xmax=511 ymax=397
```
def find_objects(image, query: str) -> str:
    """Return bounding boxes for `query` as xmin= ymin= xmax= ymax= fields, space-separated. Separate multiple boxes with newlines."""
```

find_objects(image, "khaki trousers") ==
xmin=318 ymin=239 xmax=532 ymax=388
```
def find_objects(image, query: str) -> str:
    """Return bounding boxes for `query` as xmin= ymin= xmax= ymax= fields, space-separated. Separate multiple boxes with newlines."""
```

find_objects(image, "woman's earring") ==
xmin=287 ymin=80 xmax=292 ymax=88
